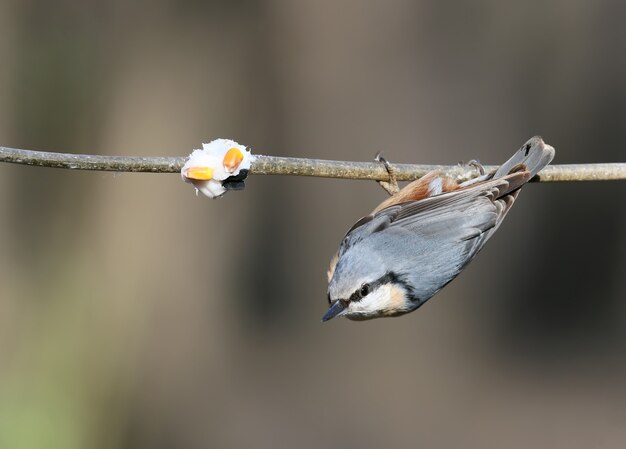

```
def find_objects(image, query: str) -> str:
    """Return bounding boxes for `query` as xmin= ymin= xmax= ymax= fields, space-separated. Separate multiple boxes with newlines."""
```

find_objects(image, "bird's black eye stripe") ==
xmin=327 ymin=292 xmax=332 ymax=305
xmin=346 ymin=271 xmax=410 ymax=304
xmin=349 ymin=285 xmax=367 ymax=303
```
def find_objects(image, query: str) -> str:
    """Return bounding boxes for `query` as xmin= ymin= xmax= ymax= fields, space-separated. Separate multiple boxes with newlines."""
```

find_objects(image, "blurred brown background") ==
xmin=1 ymin=1 xmax=625 ymax=448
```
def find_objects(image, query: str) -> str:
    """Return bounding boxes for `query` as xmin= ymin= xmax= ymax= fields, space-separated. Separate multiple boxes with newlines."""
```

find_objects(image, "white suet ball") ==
xmin=181 ymin=139 xmax=252 ymax=198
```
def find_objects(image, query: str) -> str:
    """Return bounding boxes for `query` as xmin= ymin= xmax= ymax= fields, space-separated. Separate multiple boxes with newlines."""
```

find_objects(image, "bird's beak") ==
xmin=322 ymin=300 xmax=346 ymax=322
xmin=183 ymin=166 xmax=214 ymax=180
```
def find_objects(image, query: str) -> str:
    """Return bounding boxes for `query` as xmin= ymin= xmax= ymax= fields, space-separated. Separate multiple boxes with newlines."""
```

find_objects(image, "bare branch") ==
xmin=0 ymin=145 xmax=185 ymax=173
xmin=1 ymin=145 xmax=625 ymax=182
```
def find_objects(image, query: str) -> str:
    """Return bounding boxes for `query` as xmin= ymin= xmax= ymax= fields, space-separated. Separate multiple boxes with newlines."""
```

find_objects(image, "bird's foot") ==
xmin=457 ymin=159 xmax=488 ymax=186
xmin=375 ymin=152 xmax=400 ymax=196
xmin=466 ymin=159 xmax=485 ymax=176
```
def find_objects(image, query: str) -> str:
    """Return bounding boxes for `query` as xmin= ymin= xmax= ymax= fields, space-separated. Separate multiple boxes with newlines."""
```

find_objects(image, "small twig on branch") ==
xmin=1 ymin=145 xmax=625 ymax=182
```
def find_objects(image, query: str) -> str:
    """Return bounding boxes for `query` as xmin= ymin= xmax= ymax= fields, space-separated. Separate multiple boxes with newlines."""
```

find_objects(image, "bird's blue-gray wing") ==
xmin=353 ymin=173 xmax=529 ymax=303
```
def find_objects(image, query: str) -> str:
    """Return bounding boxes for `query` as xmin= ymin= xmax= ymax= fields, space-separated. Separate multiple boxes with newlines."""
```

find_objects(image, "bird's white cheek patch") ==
xmin=181 ymin=138 xmax=253 ymax=199
xmin=348 ymin=284 xmax=411 ymax=318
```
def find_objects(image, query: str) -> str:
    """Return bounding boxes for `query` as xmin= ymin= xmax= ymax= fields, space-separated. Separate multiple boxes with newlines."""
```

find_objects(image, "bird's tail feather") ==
xmin=494 ymin=136 xmax=555 ymax=179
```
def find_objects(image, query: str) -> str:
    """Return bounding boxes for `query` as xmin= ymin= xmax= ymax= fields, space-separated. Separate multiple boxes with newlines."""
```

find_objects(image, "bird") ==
xmin=181 ymin=139 xmax=252 ymax=199
xmin=323 ymin=136 xmax=554 ymax=322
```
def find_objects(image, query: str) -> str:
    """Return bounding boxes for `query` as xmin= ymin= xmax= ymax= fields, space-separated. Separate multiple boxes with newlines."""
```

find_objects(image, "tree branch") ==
xmin=1 ymin=145 xmax=625 ymax=182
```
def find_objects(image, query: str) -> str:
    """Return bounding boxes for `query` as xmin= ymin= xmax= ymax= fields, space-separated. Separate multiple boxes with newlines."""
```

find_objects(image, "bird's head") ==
xmin=324 ymin=247 xmax=416 ymax=321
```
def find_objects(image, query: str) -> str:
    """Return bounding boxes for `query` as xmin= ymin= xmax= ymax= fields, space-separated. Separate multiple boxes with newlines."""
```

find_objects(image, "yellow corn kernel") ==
xmin=223 ymin=148 xmax=244 ymax=173
xmin=184 ymin=166 xmax=213 ymax=180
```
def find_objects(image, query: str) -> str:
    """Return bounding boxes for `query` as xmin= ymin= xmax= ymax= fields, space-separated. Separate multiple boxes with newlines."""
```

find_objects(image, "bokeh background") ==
xmin=1 ymin=1 xmax=625 ymax=448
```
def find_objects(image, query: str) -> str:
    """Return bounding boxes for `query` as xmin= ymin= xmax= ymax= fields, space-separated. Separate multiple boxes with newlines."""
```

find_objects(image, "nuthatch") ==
xmin=323 ymin=136 xmax=555 ymax=321
xmin=181 ymin=139 xmax=252 ymax=199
